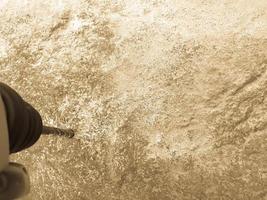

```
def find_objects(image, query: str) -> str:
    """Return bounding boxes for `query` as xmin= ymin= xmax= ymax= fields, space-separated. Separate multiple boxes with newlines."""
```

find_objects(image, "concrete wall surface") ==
xmin=0 ymin=0 xmax=266 ymax=199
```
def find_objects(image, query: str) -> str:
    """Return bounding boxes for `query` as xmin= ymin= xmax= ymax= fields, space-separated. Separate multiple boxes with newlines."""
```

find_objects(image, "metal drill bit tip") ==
xmin=42 ymin=126 xmax=75 ymax=138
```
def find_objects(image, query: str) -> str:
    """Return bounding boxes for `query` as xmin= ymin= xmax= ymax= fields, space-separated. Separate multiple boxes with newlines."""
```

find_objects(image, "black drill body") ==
xmin=0 ymin=82 xmax=43 ymax=153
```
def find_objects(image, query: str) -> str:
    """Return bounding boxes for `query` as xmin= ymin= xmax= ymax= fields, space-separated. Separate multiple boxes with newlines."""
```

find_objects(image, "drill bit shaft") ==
xmin=42 ymin=126 xmax=75 ymax=138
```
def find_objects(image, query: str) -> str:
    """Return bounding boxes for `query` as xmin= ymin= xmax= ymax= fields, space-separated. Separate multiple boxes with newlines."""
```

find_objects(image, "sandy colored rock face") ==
xmin=0 ymin=0 xmax=267 ymax=199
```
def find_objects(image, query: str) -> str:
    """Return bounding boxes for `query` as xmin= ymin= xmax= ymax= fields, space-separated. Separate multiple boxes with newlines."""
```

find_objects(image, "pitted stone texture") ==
xmin=0 ymin=0 xmax=267 ymax=200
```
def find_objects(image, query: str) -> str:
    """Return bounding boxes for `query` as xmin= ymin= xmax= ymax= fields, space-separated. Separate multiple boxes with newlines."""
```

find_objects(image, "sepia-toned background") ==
xmin=0 ymin=0 xmax=267 ymax=199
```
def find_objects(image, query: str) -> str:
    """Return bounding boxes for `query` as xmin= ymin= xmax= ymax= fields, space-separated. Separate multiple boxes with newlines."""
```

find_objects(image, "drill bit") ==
xmin=42 ymin=126 xmax=75 ymax=138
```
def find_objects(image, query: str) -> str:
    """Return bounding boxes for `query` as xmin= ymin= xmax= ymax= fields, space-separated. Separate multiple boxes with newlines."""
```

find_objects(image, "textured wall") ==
xmin=0 ymin=0 xmax=267 ymax=199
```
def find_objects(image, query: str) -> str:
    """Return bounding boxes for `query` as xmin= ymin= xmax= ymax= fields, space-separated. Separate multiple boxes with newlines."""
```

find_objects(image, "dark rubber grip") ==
xmin=0 ymin=82 xmax=43 ymax=153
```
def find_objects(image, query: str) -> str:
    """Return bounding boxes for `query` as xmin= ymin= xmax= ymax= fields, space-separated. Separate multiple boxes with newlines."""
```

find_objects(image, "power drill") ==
xmin=0 ymin=82 xmax=74 ymax=199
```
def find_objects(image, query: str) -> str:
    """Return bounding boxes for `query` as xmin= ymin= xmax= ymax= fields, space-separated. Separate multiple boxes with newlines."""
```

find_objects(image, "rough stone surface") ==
xmin=0 ymin=0 xmax=267 ymax=199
